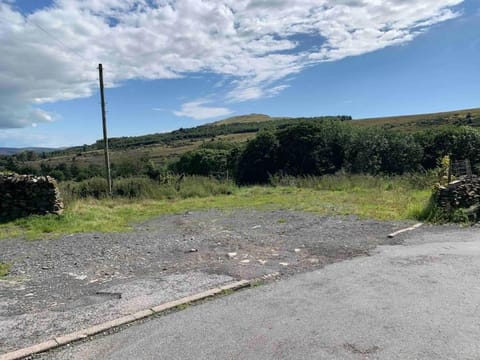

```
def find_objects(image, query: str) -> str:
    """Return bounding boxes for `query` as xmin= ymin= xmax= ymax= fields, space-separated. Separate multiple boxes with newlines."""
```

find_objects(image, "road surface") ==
xmin=42 ymin=226 xmax=480 ymax=359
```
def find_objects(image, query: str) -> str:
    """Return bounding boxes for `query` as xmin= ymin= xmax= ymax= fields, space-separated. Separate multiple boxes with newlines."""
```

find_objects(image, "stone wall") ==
xmin=0 ymin=174 xmax=64 ymax=218
xmin=435 ymin=176 xmax=480 ymax=214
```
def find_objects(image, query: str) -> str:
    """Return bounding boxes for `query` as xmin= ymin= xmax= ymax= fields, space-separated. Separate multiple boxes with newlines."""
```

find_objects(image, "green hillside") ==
xmin=2 ymin=108 xmax=479 ymax=180
xmin=354 ymin=108 xmax=480 ymax=132
xmin=212 ymin=113 xmax=285 ymax=125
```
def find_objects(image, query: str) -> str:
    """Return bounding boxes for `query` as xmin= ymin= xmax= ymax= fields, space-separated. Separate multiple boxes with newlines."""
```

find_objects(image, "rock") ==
xmin=227 ymin=252 xmax=237 ymax=259
xmin=279 ymin=262 xmax=289 ymax=266
xmin=240 ymin=259 xmax=250 ymax=264
xmin=186 ymin=248 xmax=198 ymax=253
xmin=294 ymin=248 xmax=301 ymax=253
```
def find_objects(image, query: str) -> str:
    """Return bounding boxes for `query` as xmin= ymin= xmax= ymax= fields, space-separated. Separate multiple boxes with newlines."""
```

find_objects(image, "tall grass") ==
xmin=60 ymin=176 xmax=237 ymax=204
xmin=270 ymin=171 xmax=437 ymax=191
xmin=1 ymin=174 xmax=433 ymax=240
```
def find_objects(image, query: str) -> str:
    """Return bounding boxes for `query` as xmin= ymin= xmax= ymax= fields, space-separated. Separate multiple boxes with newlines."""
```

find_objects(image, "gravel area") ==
xmin=0 ymin=209 xmax=409 ymax=353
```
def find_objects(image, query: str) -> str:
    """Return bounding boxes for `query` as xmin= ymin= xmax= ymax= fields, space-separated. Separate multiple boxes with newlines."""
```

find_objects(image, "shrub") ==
xmin=236 ymin=130 xmax=278 ymax=184
xmin=416 ymin=126 xmax=480 ymax=170
xmin=346 ymin=128 xmax=423 ymax=175
xmin=170 ymin=148 xmax=231 ymax=177
xmin=276 ymin=120 xmax=349 ymax=176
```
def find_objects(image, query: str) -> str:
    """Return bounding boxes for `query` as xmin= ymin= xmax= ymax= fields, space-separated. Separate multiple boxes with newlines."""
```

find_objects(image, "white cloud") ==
xmin=174 ymin=100 xmax=233 ymax=120
xmin=0 ymin=0 xmax=464 ymax=128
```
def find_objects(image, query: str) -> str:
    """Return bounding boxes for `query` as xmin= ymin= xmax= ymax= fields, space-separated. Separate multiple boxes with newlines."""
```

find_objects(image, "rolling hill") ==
xmin=0 ymin=147 xmax=59 ymax=156
xmin=3 ymin=107 xmax=479 ymax=172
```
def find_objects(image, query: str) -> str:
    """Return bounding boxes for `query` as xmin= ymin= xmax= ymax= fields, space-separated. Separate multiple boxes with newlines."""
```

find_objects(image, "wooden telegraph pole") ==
xmin=98 ymin=63 xmax=112 ymax=195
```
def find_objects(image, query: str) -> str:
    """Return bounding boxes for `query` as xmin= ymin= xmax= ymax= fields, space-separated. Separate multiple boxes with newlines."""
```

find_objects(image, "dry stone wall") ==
xmin=435 ymin=176 xmax=480 ymax=214
xmin=0 ymin=174 xmax=64 ymax=218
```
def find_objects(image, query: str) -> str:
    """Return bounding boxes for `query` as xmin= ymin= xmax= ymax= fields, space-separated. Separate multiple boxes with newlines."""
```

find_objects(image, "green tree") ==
xmin=416 ymin=126 xmax=480 ymax=170
xmin=236 ymin=130 xmax=278 ymax=184
xmin=276 ymin=120 xmax=350 ymax=176
xmin=346 ymin=128 xmax=423 ymax=175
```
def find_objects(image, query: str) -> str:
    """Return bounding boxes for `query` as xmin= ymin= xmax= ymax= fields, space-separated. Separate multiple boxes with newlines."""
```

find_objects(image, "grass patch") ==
xmin=0 ymin=175 xmax=431 ymax=240
xmin=0 ymin=263 xmax=11 ymax=277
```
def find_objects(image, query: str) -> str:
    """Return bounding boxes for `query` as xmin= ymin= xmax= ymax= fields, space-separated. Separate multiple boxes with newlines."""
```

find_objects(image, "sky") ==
xmin=0 ymin=0 xmax=479 ymax=148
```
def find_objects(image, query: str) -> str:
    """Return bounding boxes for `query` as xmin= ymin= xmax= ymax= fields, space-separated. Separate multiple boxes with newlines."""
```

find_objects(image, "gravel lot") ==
xmin=0 ymin=209 xmax=409 ymax=353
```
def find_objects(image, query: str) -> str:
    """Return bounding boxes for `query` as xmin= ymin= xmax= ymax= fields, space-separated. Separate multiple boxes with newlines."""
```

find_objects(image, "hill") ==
xmin=354 ymin=108 xmax=480 ymax=132
xmin=212 ymin=113 xmax=286 ymax=125
xmin=2 ymin=108 xmax=479 ymax=176
xmin=0 ymin=147 xmax=59 ymax=156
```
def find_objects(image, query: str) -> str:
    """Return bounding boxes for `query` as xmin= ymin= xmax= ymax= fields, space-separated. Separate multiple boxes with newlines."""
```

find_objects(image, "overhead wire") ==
xmin=15 ymin=5 xmax=99 ymax=79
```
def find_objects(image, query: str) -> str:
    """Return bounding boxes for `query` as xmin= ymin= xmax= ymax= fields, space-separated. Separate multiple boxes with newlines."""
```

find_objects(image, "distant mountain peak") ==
xmin=212 ymin=114 xmax=278 ymax=125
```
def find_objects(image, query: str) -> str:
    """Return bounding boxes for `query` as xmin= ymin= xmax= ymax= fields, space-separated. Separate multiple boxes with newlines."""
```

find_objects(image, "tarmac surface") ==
xmin=0 ymin=210 xmax=405 ymax=352
xmin=40 ymin=225 xmax=480 ymax=359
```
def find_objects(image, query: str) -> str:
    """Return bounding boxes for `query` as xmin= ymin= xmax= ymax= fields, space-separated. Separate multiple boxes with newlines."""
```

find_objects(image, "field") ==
xmin=0 ymin=174 xmax=431 ymax=240
xmin=2 ymin=107 xmax=479 ymax=239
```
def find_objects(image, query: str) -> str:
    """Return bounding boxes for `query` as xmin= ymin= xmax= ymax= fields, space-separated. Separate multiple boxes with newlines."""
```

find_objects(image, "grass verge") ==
xmin=0 ymin=174 xmax=431 ymax=240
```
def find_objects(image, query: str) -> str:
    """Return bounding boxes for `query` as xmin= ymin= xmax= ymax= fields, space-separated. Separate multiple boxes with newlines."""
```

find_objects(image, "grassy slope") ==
xmin=213 ymin=113 xmax=285 ymax=125
xmin=0 ymin=175 xmax=430 ymax=240
xmin=19 ymin=108 xmax=480 ymax=170
xmin=353 ymin=108 xmax=480 ymax=132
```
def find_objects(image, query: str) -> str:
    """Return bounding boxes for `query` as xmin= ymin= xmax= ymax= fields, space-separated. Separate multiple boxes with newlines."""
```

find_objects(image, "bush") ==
xmin=346 ymin=128 xmax=423 ymax=175
xmin=170 ymin=148 xmax=231 ymax=177
xmin=416 ymin=126 xmax=480 ymax=170
xmin=236 ymin=130 xmax=278 ymax=184
xmin=276 ymin=120 xmax=350 ymax=176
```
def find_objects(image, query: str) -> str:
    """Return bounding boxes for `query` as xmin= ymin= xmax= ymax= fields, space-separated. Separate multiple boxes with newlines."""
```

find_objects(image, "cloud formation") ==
xmin=0 ymin=0 xmax=463 ymax=126
xmin=174 ymin=100 xmax=233 ymax=120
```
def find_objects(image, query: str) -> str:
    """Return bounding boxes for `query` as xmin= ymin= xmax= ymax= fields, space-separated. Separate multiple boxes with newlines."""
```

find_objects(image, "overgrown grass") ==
xmin=0 ymin=262 xmax=11 ymax=277
xmin=59 ymin=176 xmax=236 ymax=203
xmin=0 ymin=174 xmax=432 ymax=240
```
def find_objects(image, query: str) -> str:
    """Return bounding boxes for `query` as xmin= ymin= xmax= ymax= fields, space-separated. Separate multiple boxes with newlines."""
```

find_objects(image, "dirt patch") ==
xmin=0 ymin=209 xmax=408 ymax=353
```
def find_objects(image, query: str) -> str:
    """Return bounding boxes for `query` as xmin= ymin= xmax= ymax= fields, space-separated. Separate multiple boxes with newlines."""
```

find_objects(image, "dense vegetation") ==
xmin=171 ymin=121 xmax=480 ymax=185
xmin=1 ymin=109 xmax=480 ymax=190
xmin=2 ymin=119 xmax=480 ymax=189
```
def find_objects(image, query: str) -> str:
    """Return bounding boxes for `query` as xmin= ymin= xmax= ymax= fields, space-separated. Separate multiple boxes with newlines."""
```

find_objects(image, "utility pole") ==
xmin=98 ymin=63 xmax=112 ymax=195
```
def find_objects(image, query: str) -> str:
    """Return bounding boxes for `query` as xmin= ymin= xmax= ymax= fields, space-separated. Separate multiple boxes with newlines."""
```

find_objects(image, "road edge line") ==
xmin=0 ymin=276 xmax=275 ymax=360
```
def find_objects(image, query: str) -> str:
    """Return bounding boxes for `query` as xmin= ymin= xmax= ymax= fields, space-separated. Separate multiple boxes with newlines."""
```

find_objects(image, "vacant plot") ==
xmin=0 ymin=209 xmax=408 ymax=353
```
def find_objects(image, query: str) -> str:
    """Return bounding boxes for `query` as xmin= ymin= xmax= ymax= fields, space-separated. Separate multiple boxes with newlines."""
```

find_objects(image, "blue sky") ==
xmin=0 ymin=0 xmax=478 ymax=147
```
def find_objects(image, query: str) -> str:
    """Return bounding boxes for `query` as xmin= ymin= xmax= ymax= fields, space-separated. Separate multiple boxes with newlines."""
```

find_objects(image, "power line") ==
xmin=19 ymin=9 xmax=92 ymax=64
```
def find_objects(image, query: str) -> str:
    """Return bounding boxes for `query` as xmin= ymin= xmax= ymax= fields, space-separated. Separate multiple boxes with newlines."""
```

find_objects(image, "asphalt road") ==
xmin=42 ymin=227 xmax=480 ymax=359
xmin=1 ymin=210 xmax=401 ymax=351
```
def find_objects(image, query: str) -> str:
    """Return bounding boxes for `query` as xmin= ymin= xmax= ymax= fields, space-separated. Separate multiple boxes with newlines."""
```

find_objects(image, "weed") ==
xmin=0 ymin=263 xmax=11 ymax=277
xmin=175 ymin=303 xmax=191 ymax=311
xmin=220 ymin=288 xmax=235 ymax=296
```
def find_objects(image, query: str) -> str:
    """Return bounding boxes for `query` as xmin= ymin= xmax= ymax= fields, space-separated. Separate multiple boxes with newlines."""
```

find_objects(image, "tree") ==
xmin=236 ymin=130 xmax=278 ymax=184
xmin=276 ymin=120 xmax=350 ymax=176
xmin=346 ymin=128 xmax=423 ymax=175
xmin=416 ymin=126 xmax=480 ymax=170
